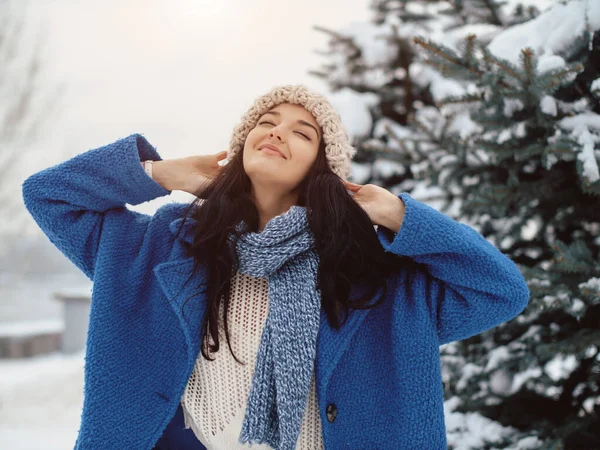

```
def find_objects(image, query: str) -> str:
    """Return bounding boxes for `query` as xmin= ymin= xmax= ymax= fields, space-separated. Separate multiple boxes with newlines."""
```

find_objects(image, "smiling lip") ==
xmin=259 ymin=144 xmax=286 ymax=159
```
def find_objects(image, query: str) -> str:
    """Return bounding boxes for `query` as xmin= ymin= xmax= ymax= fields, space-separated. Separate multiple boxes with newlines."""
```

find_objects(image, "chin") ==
xmin=247 ymin=169 xmax=291 ymax=186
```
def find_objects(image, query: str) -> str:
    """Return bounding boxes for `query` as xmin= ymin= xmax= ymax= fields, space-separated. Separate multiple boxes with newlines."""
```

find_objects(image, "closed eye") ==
xmin=258 ymin=121 xmax=312 ymax=141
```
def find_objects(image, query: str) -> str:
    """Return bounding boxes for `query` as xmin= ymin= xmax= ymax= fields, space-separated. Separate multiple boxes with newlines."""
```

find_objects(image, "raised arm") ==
xmin=376 ymin=192 xmax=530 ymax=346
xmin=21 ymin=133 xmax=171 ymax=280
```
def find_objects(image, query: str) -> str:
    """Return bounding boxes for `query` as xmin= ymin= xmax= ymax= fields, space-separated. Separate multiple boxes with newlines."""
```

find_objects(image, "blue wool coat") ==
xmin=22 ymin=134 xmax=530 ymax=450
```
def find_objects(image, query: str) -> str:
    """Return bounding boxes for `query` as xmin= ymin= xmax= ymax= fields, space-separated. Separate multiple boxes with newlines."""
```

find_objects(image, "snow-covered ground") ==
xmin=0 ymin=352 xmax=84 ymax=450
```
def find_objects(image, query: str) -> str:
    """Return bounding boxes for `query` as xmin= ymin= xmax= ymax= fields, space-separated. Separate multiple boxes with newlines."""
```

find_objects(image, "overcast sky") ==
xmin=2 ymin=0 xmax=372 ymax=232
xmin=7 ymin=0 xmax=369 ymax=221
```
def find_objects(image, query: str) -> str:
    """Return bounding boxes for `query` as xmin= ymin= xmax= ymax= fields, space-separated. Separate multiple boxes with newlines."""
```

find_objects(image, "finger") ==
xmin=216 ymin=150 xmax=228 ymax=160
xmin=344 ymin=181 xmax=361 ymax=191
xmin=344 ymin=180 xmax=361 ymax=186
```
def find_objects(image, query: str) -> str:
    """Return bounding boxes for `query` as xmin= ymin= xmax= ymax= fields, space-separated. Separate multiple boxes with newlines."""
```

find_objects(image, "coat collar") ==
xmin=168 ymin=216 xmax=196 ymax=245
xmin=154 ymin=215 xmax=376 ymax=397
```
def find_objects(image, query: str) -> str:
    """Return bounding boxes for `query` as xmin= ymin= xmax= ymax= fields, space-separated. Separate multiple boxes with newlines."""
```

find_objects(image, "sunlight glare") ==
xmin=184 ymin=0 xmax=230 ymax=16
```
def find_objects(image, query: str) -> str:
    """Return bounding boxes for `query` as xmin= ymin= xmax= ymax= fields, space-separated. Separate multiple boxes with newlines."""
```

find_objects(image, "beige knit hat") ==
xmin=227 ymin=84 xmax=356 ymax=181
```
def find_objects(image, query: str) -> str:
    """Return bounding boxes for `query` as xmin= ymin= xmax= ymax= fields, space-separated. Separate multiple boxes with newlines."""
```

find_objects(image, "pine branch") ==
xmin=520 ymin=48 xmax=536 ymax=87
xmin=413 ymin=36 xmax=484 ymax=77
xmin=437 ymin=93 xmax=484 ymax=107
xmin=420 ymin=59 xmax=454 ymax=77
xmin=416 ymin=36 xmax=513 ymax=88
xmin=544 ymin=64 xmax=585 ymax=90
xmin=464 ymin=34 xmax=477 ymax=62
xmin=382 ymin=122 xmax=423 ymax=161
xmin=481 ymin=0 xmax=504 ymax=26
xmin=481 ymin=47 xmax=523 ymax=83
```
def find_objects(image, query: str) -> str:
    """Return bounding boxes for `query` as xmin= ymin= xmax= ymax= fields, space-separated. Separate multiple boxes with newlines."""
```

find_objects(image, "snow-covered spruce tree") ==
xmin=309 ymin=0 xmax=546 ymax=192
xmin=372 ymin=0 xmax=542 ymax=30
xmin=406 ymin=2 xmax=599 ymax=448
xmin=310 ymin=1 xmax=599 ymax=448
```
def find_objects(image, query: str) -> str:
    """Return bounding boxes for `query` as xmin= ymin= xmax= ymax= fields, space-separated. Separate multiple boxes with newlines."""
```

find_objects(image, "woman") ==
xmin=22 ymin=84 xmax=530 ymax=450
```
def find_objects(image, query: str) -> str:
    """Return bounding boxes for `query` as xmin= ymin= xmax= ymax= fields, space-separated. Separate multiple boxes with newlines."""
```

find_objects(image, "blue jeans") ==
xmin=153 ymin=403 xmax=207 ymax=450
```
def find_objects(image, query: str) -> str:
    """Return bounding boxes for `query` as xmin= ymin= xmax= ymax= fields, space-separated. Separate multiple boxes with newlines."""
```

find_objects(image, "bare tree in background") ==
xmin=1 ymin=0 xmax=64 ymax=234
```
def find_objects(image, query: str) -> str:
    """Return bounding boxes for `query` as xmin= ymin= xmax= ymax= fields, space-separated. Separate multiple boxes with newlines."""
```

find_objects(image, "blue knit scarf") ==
xmin=227 ymin=205 xmax=321 ymax=450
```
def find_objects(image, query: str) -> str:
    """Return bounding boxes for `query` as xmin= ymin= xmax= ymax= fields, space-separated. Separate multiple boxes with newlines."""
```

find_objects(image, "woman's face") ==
xmin=243 ymin=103 xmax=322 ymax=192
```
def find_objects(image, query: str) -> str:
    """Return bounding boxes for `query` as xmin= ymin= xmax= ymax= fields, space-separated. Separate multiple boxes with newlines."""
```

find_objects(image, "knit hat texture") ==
xmin=227 ymin=84 xmax=356 ymax=180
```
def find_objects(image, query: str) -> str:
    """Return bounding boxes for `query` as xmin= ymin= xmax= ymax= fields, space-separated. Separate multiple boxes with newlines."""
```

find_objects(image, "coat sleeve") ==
xmin=376 ymin=192 xmax=530 ymax=346
xmin=21 ymin=133 xmax=172 ymax=281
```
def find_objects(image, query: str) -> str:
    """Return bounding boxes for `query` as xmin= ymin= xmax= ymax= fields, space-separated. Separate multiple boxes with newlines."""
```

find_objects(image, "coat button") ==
xmin=326 ymin=403 xmax=338 ymax=423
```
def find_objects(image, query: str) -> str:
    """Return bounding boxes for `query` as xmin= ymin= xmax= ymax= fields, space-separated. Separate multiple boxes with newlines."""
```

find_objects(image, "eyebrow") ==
xmin=262 ymin=111 xmax=321 ymax=139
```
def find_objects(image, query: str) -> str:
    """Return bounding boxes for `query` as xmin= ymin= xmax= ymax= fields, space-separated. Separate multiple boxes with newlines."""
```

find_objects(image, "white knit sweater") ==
xmin=181 ymin=271 xmax=324 ymax=450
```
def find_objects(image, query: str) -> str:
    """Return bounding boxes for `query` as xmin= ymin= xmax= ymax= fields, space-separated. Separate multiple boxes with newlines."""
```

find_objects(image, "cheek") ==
xmin=244 ymin=132 xmax=257 ymax=150
xmin=299 ymin=140 xmax=319 ymax=160
xmin=292 ymin=143 xmax=319 ymax=172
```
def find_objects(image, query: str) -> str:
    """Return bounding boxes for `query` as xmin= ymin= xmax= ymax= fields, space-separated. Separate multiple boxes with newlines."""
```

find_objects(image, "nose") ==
xmin=269 ymin=129 xmax=283 ymax=142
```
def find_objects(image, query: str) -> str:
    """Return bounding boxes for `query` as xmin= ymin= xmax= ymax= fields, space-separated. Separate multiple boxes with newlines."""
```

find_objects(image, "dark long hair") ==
xmin=175 ymin=139 xmax=417 ymax=365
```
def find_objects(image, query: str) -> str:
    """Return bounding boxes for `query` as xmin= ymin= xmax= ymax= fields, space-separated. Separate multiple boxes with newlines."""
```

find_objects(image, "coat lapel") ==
xmin=153 ymin=217 xmax=207 ymax=368
xmin=154 ymin=215 xmax=376 ymax=396
xmin=315 ymin=284 xmax=376 ymax=397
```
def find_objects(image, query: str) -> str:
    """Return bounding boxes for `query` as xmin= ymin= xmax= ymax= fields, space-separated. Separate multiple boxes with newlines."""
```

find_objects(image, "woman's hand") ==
xmin=151 ymin=151 xmax=228 ymax=195
xmin=343 ymin=180 xmax=406 ymax=233
xmin=177 ymin=151 xmax=228 ymax=195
